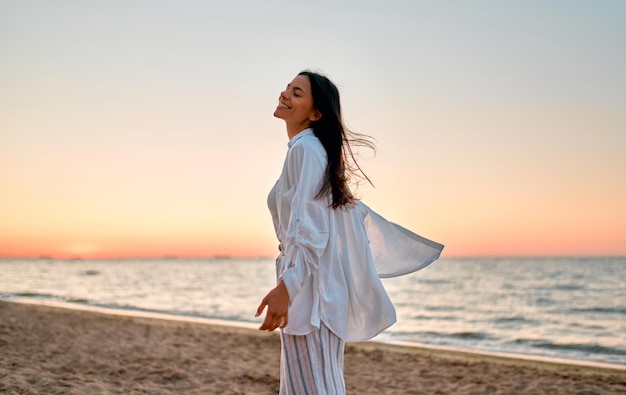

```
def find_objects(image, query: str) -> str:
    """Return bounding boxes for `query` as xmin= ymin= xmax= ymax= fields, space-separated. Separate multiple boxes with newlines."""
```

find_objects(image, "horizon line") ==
xmin=1 ymin=254 xmax=625 ymax=261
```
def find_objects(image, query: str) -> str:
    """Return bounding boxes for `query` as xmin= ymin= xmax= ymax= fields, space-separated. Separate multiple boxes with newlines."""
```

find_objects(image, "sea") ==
xmin=1 ymin=257 xmax=625 ymax=369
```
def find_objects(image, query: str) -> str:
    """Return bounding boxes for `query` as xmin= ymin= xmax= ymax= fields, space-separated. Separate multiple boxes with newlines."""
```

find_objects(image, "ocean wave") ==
xmin=566 ymin=322 xmax=606 ymax=331
xmin=423 ymin=305 xmax=465 ymax=312
xmin=493 ymin=316 xmax=541 ymax=325
xmin=553 ymin=284 xmax=585 ymax=291
xmin=1 ymin=293 xmax=95 ymax=306
xmin=535 ymin=297 xmax=555 ymax=306
xmin=2 ymin=292 xmax=59 ymax=300
xmin=410 ymin=314 xmax=458 ymax=321
xmin=418 ymin=279 xmax=451 ymax=285
xmin=513 ymin=338 xmax=626 ymax=357
xmin=402 ymin=330 xmax=499 ymax=341
xmin=448 ymin=331 xmax=498 ymax=340
xmin=537 ymin=342 xmax=626 ymax=357
xmin=569 ymin=307 xmax=626 ymax=315
xmin=1 ymin=294 xmax=253 ymax=325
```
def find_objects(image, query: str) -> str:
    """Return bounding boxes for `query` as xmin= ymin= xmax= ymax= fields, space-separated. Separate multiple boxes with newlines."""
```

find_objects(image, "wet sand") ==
xmin=1 ymin=301 xmax=624 ymax=394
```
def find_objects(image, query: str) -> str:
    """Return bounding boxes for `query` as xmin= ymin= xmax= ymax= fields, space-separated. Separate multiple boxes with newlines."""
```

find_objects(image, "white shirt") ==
xmin=268 ymin=128 xmax=444 ymax=342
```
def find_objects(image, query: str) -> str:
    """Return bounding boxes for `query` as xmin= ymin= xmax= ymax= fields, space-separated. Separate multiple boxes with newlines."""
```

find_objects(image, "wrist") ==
xmin=277 ymin=280 xmax=290 ymax=298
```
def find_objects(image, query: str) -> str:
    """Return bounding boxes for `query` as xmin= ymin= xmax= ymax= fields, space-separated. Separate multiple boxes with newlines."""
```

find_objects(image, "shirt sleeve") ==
xmin=357 ymin=201 xmax=444 ymax=277
xmin=279 ymin=141 xmax=330 ymax=300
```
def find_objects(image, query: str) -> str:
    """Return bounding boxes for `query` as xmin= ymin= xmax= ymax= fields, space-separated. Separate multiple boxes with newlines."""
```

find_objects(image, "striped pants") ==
xmin=279 ymin=323 xmax=346 ymax=395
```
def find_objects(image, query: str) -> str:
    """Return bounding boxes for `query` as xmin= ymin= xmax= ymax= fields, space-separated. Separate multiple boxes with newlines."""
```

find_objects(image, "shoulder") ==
xmin=285 ymin=133 xmax=327 ymax=178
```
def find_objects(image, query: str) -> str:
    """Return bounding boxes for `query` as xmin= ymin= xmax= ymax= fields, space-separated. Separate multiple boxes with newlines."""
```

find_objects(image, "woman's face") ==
xmin=274 ymin=75 xmax=320 ymax=134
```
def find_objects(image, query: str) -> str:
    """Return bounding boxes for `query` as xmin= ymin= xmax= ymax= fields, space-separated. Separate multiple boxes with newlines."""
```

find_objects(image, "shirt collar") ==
xmin=288 ymin=128 xmax=314 ymax=148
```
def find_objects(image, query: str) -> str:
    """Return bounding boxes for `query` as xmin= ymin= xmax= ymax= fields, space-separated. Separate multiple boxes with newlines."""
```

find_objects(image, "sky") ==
xmin=1 ymin=1 xmax=625 ymax=259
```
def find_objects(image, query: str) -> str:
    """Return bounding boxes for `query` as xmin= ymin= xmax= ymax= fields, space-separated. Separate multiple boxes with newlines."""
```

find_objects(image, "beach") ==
xmin=0 ymin=302 xmax=624 ymax=394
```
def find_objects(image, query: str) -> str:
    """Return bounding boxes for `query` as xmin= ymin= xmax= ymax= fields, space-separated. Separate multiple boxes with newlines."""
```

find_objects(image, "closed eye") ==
xmin=284 ymin=83 xmax=306 ymax=97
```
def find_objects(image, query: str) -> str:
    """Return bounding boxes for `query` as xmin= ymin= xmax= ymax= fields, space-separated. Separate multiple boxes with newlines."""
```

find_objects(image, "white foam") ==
xmin=385 ymin=340 xmax=626 ymax=371
xmin=5 ymin=297 xmax=259 ymax=330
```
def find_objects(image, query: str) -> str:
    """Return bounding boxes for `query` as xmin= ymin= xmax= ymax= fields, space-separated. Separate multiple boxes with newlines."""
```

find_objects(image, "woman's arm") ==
xmin=256 ymin=138 xmax=330 ymax=331
xmin=278 ymin=140 xmax=330 ymax=300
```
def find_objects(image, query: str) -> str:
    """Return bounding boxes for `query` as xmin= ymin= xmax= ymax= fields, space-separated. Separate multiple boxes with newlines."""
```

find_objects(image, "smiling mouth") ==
xmin=278 ymin=102 xmax=290 ymax=109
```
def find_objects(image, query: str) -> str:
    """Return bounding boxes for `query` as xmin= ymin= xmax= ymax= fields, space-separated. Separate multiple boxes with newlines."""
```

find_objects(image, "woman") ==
xmin=256 ymin=71 xmax=443 ymax=394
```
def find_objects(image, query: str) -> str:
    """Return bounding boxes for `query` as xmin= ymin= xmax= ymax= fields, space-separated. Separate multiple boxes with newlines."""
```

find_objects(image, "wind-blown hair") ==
xmin=299 ymin=70 xmax=375 ymax=209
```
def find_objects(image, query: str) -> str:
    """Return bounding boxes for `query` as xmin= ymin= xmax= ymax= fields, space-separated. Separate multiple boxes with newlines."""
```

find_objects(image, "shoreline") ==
xmin=1 ymin=300 xmax=625 ymax=394
xmin=5 ymin=297 xmax=625 ymax=372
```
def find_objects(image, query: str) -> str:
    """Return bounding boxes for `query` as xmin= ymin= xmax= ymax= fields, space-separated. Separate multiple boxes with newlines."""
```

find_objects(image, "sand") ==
xmin=0 ymin=301 xmax=624 ymax=395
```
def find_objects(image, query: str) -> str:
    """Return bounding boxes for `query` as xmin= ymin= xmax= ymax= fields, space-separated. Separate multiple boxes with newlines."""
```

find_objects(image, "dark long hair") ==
xmin=299 ymin=70 xmax=375 ymax=209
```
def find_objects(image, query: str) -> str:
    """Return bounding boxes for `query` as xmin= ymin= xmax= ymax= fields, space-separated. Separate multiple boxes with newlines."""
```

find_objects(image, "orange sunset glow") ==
xmin=2 ymin=2 xmax=625 ymax=259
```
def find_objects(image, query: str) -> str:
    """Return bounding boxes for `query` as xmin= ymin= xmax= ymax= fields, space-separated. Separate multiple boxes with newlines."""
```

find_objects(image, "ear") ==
xmin=309 ymin=109 xmax=322 ymax=122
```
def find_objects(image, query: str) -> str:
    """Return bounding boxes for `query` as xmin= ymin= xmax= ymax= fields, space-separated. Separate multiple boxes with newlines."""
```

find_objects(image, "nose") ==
xmin=280 ymin=89 xmax=290 ymax=100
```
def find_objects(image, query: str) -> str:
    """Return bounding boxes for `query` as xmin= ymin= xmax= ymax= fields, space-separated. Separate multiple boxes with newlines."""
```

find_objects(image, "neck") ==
xmin=287 ymin=123 xmax=311 ymax=140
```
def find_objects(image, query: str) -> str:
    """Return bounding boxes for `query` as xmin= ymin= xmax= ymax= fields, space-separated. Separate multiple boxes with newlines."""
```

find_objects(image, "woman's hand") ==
xmin=256 ymin=281 xmax=290 ymax=331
